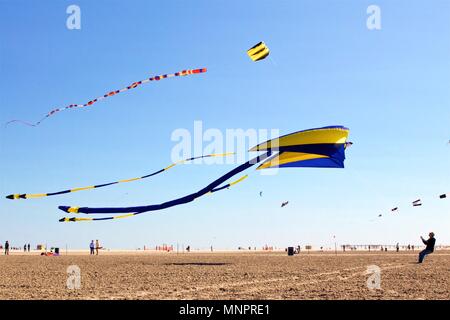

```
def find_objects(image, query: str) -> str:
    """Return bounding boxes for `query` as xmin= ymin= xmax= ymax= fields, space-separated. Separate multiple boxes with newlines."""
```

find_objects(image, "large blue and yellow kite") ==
xmin=6 ymin=125 xmax=351 ymax=222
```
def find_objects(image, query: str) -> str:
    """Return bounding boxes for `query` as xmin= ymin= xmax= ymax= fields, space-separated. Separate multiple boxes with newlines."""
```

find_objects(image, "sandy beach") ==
xmin=1 ymin=250 xmax=449 ymax=300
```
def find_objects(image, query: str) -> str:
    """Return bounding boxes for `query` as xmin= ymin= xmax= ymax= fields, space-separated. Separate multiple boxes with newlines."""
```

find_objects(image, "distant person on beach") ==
xmin=89 ymin=240 xmax=95 ymax=255
xmin=4 ymin=241 xmax=9 ymax=255
xmin=95 ymin=240 xmax=100 ymax=255
xmin=24 ymin=244 xmax=27 ymax=252
xmin=396 ymin=243 xmax=400 ymax=252
xmin=27 ymin=244 xmax=30 ymax=252
xmin=186 ymin=246 xmax=190 ymax=252
xmin=418 ymin=232 xmax=436 ymax=264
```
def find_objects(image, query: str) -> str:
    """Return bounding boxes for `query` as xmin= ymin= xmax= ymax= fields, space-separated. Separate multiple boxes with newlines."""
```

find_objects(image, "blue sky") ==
xmin=0 ymin=0 xmax=449 ymax=250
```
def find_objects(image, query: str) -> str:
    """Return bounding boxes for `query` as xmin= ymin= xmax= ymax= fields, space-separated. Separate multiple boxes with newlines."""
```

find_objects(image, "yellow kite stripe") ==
xmin=118 ymin=178 xmax=140 ymax=183
xmin=113 ymin=213 xmax=135 ymax=219
xmin=250 ymin=127 xmax=349 ymax=151
xmin=70 ymin=186 xmax=95 ymax=192
xmin=229 ymin=174 xmax=248 ymax=186
xmin=68 ymin=206 xmax=80 ymax=213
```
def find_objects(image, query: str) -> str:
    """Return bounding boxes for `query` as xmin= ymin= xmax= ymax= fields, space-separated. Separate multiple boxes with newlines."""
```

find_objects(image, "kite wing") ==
xmin=250 ymin=126 xmax=350 ymax=169
xmin=247 ymin=42 xmax=270 ymax=62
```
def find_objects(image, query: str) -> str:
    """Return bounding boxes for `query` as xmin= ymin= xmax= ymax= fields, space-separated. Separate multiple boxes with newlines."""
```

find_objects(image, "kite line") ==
xmin=6 ymin=68 xmax=207 ymax=127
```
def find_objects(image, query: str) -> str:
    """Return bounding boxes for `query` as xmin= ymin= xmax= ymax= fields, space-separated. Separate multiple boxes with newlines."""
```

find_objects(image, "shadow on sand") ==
xmin=164 ymin=262 xmax=232 ymax=266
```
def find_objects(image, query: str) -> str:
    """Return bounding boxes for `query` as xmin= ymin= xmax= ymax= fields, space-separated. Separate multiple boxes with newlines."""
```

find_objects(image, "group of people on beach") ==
xmin=1 ymin=241 xmax=29 ymax=255
xmin=89 ymin=240 xmax=101 ymax=255
xmin=2 ymin=233 xmax=437 ymax=263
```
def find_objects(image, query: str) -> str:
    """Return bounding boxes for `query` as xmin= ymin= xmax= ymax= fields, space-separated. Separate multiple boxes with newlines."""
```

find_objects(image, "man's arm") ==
xmin=421 ymin=237 xmax=428 ymax=245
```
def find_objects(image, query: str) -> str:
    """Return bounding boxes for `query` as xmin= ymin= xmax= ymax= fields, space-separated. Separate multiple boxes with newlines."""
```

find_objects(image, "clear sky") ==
xmin=0 ymin=0 xmax=449 ymax=250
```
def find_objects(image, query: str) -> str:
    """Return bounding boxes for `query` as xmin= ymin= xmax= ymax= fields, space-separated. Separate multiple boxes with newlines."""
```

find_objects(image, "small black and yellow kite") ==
xmin=247 ymin=42 xmax=270 ymax=62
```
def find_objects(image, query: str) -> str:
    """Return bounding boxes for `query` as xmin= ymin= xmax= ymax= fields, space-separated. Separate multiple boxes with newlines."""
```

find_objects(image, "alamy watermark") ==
xmin=367 ymin=5 xmax=381 ymax=30
xmin=66 ymin=5 xmax=81 ymax=30
xmin=366 ymin=265 xmax=381 ymax=290
xmin=171 ymin=121 xmax=280 ymax=174
xmin=66 ymin=265 xmax=81 ymax=290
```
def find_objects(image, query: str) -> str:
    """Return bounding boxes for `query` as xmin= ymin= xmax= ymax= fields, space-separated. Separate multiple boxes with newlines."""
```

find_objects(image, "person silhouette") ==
xmin=89 ymin=240 xmax=95 ymax=255
xmin=418 ymin=232 xmax=436 ymax=264
xmin=4 ymin=241 xmax=10 ymax=255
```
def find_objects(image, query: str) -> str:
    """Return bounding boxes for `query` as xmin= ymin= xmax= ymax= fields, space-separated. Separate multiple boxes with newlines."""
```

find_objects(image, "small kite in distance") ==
xmin=259 ymin=191 xmax=263 ymax=197
xmin=247 ymin=42 xmax=270 ymax=62
xmin=440 ymin=194 xmax=447 ymax=199
xmin=391 ymin=207 xmax=398 ymax=212
xmin=412 ymin=199 xmax=422 ymax=207
xmin=281 ymin=201 xmax=289 ymax=208
xmin=378 ymin=214 xmax=382 ymax=218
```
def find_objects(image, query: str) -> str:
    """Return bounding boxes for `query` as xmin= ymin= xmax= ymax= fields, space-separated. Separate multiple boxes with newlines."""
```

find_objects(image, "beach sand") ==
xmin=0 ymin=250 xmax=449 ymax=300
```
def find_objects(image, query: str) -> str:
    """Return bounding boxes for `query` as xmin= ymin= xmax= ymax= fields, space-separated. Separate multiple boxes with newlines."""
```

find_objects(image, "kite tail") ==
xmin=59 ymin=174 xmax=249 ymax=222
xmin=4 ymin=119 xmax=37 ymax=127
xmin=6 ymin=68 xmax=207 ymax=127
xmin=58 ymin=151 xmax=271 ymax=218
xmin=5 ymin=152 xmax=235 ymax=200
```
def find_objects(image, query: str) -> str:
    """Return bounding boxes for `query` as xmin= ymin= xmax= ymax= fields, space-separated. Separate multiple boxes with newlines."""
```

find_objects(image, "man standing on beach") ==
xmin=89 ymin=240 xmax=95 ymax=255
xmin=4 ymin=241 xmax=10 ymax=255
xmin=95 ymin=240 xmax=100 ymax=255
xmin=27 ymin=244 xmax=30 ymax=252
xmin=418 ymin=232 xmax=436 ymax=264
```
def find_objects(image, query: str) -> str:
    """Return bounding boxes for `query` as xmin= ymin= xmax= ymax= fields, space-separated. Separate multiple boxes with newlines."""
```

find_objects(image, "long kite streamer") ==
xmin=58 ymin=152 xmax=271 ymax=220
xmin=59 ymin=174 xmax=249 ymax=222
xmin=6 ymin=68 xmax=207 ymax=127
xmin=6 ymin=152 xmax=233 ymax=200
xmin=56 ymin=126 xmax=352 ymax=222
